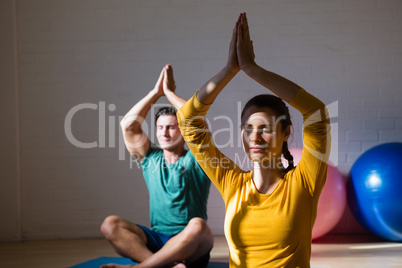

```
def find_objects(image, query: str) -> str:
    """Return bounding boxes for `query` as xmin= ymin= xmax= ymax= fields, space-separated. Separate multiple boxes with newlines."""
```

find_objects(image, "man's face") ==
xmin=156 ymin=115 xmax=185 ymax=151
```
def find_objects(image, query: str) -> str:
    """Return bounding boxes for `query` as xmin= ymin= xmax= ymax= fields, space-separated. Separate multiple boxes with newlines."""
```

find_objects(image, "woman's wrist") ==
xmin=223 ymin=64 xmax=240 ymax=77
xmin=241 ymin=62 xmax=259 ymax=76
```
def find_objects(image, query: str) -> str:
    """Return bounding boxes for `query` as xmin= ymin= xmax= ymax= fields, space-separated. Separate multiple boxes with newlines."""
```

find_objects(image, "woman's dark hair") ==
xmin=155 ymin=106 xmax=177 ymax=125
xmin=241 ymin=94 xmax=294 ymax=174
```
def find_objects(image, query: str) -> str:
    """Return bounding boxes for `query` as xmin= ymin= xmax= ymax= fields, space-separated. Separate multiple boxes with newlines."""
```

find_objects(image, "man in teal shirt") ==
xmin=100 ymin=65 xmax=213 ymax=268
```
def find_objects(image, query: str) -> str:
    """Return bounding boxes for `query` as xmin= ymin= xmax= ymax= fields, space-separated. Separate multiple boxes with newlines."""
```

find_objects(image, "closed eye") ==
xmin=242 ymin=124 xmax=274 ymax=133
xmin=262 ymin=126 xmax=273 ymax=133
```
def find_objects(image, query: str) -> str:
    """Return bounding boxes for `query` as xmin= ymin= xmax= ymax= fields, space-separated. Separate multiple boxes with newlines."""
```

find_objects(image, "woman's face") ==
xmin=241 ymin=106 xmax=290 ymax=163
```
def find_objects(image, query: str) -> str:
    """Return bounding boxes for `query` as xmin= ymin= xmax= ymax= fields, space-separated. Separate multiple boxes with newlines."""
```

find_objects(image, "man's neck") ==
xmin=163 ymin=147 xmax=186 ymax=164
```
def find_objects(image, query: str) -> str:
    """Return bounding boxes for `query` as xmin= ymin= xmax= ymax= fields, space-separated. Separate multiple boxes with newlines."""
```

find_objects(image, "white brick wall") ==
xmin=2 ymin=0 xmax=402 ymax=240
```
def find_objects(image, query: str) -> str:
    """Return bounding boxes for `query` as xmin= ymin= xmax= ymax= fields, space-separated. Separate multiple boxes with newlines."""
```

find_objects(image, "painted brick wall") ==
xmin=4 ymin=0 xmax=402 ymax=239
xmin=0 ymin=0 xmax=20 ymax=241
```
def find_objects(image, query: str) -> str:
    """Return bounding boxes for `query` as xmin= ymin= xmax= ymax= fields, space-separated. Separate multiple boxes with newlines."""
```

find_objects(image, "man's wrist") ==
xmin=164 ymin=89 xmax=175 ymax=96
xmin=149 ymin=89 xmax=162 ymax=99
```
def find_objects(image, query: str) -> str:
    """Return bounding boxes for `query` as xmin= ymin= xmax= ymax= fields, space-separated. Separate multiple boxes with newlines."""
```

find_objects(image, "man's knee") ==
xmin=186 ymin=218 xmax=212 ymax=239
xmin=100 ymin=215 xmax=122 ymax=239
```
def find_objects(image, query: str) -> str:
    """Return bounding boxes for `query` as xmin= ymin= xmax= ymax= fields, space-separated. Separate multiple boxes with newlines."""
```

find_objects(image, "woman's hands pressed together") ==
xmin=226 ymin=14 xmax=241 ymax=74
xmin=226 ymin=12 xmax=256 ymax=74
xmin=236 ymin=13 xmax=257 ymax=72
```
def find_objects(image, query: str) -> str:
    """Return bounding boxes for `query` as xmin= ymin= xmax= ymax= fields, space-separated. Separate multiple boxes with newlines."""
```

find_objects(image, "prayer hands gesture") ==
xmin=163 ymin=64 xmax=176 ymax=95
xmin=151 ymin=66 xmax=165 ymax=98
xmin=227 ymin=13 xmax=256 ymax=73
xmin=236 ymin=13 xmax=256 ymax=71
xmin=151 ymin=64 xmax=176 ymax=98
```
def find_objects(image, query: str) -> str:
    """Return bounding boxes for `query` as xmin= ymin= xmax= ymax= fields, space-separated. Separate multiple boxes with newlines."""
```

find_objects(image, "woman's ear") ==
xmin=283 ymin=125 xmax=291 ymax=141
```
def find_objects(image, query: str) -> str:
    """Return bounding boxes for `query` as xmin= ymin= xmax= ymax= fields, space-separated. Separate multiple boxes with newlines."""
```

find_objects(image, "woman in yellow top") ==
xmin=177 ymin=13 xmax=331 ymax=267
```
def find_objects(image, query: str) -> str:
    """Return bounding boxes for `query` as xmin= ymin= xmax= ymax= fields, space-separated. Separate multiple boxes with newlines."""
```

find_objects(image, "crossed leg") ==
xmin=100 ymin=216 xmax=214 ymax=268
xmin=100 ymin=215 xmax=153 ymax=262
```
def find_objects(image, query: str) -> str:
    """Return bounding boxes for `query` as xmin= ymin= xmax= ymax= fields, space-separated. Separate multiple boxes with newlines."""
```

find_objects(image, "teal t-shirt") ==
xmin=140 ymin=144 xmax=211 ymax=235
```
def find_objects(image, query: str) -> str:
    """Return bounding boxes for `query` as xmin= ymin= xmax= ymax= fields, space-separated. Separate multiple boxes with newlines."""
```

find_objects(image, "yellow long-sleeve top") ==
xmin=177 ymin=88 xmax=331 ymax=267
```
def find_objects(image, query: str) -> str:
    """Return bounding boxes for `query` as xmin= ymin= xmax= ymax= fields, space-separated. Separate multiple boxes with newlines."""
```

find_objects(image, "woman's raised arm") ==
xmin=196 ymin=14 xmax=242 ymax=104
xmin=237 ymin=13 xmax=301 ymax=103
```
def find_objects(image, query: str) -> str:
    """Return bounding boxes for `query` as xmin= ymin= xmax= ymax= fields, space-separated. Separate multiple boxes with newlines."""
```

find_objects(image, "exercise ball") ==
xmin=283 ymin=148 xmax=346 ymax=240
xmin=348 ymin=142 xmax=402 ymax=242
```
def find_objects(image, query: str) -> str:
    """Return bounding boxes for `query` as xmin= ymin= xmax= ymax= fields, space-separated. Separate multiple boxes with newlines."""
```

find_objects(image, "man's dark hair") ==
xmin=155 ymin=106 xmax=177 ymax=125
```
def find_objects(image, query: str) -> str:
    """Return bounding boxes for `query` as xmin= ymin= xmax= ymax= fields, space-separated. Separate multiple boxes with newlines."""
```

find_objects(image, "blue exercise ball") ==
xmin=348 ymin=142 xmax=402 ymax=242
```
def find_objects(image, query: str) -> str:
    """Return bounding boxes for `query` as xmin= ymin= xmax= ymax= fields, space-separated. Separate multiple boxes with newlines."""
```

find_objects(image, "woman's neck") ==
xmin=252 ymin=159 xmax=284 ymax=194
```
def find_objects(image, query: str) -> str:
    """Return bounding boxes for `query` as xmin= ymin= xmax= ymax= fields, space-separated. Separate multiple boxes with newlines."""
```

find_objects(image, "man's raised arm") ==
xmin=120 ymin=66 xmax=166 ymax=162
xmin=163 ymin=64 xmax=186 ymax=110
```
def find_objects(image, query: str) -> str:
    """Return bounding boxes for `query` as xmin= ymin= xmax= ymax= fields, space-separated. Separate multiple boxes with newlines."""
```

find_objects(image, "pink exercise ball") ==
xmin=283 ymin=148 xmax=346 ymax=240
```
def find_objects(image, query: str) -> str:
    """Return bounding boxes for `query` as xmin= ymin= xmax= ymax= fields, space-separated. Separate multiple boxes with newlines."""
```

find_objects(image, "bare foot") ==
xmin=100 ymin=260 xmax=187 ymax=268
xmin=100 ymin=264 xmax=136 ymax=268
xmin=170 ymin=263 xmax=186 ymax=268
